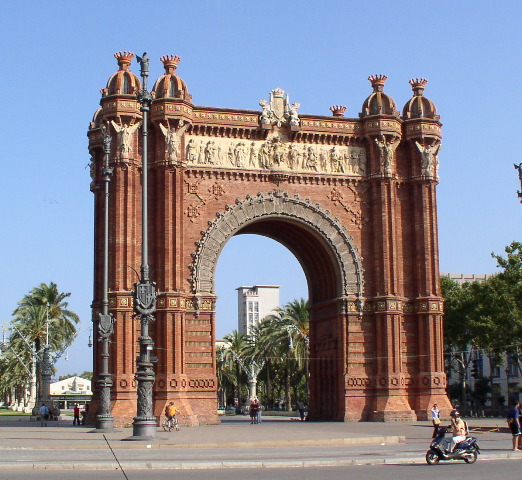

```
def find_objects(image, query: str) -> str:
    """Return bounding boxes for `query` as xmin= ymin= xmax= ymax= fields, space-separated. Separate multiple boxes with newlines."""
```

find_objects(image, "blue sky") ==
xmin=1 ymin=1 xmax=520 ymax=376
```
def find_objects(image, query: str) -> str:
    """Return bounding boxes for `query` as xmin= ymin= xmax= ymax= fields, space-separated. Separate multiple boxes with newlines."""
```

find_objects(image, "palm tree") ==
xmin=260 ymin=299 xmax=309 ymax=410
xmin=11 ymin=283 xmax=80 ymax=400
xmin=216 ymin=345 xmax=236 ymax=408
xmin=222 ymin=330 xmax=248 ymax=411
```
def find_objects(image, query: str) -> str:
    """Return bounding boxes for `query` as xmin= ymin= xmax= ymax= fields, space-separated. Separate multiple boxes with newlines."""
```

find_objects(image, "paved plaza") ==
xmin=0 ymin=414 xmax=519 ymax=471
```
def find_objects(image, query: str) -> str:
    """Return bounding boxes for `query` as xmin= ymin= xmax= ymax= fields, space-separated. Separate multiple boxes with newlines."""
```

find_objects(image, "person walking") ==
xmin=507 ymin=399 xmax=521 ymax=451
xmin=39 ymin=404 xmax=49 ymax=427
xmin=256 ymin=399 xmax=262 ymax=425
xmin=431 ymin=403 xmax=441 ymax=438
xmin=73 ymin=404 xmax=80 ymax=426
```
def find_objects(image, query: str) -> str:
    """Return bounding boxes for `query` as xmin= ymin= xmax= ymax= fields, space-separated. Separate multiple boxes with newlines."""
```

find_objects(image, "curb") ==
xmin=0 ymin=435 xmax=406 ymax=450
xmin=0 ymin=453 xmax=518 ymax=471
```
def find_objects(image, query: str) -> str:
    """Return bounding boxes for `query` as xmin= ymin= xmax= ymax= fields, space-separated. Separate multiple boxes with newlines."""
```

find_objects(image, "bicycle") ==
xmin=162 ymin=415 xmax=179 ymax=432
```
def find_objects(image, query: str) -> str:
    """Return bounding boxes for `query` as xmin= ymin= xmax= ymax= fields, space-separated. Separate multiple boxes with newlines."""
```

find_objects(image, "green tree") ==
xmin=221 ymin=330 xmax=248 ymax=410
xmin=10 ymin=283 xmax=80 ymax=401
xmin=259 ymin=299 xmax=309 ymax=410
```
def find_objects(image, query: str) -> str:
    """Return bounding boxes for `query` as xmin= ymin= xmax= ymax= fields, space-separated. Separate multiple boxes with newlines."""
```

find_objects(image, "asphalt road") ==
xmin=2 ymin=459 xmax=521 ymax=480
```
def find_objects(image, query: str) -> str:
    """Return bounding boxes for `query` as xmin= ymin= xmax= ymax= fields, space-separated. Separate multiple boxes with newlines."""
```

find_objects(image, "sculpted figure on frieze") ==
xmin=186 ymin=138 xmax=198 ymax=164
xmin=204 ymin=140 xmax=217 ymax=165
xmin=249 ymin=142 xmax=257 ymax=168
xmin=319 ymin=149 xmax=328 ymax=172
xmin=374 ymin=134 xmax=398 ymax=174
xmin=330 ymin=147 xmax=344 ymax=173
xmin=415 ymin=140 xmax=440 ymax=176
xmin=233 ymin=142 xmax=247 ymax=167
xmin=304 ymin=146 xmax=318 ymax=171
xmin=288 ymin=144 xmax=299 ymax=170
xmin=111 ymin=119 xmax=142 ymax=161
xmin=259 ymin=142 xmax=271 ymax=169
xmin=271 ymin=138 xmax=286 ymax=166
xmin=159 ymin=120 xmax=187 ymax=163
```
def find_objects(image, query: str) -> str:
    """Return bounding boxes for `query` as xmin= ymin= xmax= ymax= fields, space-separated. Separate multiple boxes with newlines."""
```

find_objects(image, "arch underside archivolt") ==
xmin=189 ymin=189 xmax=364 ymax=307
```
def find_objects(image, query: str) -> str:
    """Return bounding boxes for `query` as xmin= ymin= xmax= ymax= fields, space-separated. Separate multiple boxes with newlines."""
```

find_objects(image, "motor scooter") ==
xmin=426 ymin=427 xmax=480 ymax=465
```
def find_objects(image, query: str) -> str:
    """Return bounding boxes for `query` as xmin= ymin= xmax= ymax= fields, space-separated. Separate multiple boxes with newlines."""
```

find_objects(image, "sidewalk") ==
xmin=0 ymin=414 xmax=519 ymax=471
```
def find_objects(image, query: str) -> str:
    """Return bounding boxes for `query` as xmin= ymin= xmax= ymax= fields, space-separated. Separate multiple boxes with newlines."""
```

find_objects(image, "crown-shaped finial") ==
xmin=114 ymin=51 xmax=135 ymax=70
xmin=330 ymin=105 xmax=347 ymax=117
xmin=368 ymin=74 xmax=388 ymax=92
xmin=409 ymin=78 xmax=428 ymax=96
xmin=271 ymin=88 xmax=285 ymax=98
xmin=160 ymin=55 xmax=181 ymax=74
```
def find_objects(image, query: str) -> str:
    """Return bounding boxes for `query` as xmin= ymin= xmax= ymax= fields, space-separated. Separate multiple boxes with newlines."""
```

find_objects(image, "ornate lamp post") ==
xmin=129 ymin=52 xmax=157 ymax=440
xmin=95 ymin=126 xmax=115 ymax=431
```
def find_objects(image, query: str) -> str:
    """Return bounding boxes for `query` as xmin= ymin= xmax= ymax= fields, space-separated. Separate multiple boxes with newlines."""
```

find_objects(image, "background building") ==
xmin=50 ymin=376 xmax=92 ymax=409
xmin=237 ymin=285 xmax=280 ymax=335
xmin=441 ymin=272 xmax=493 ymax=285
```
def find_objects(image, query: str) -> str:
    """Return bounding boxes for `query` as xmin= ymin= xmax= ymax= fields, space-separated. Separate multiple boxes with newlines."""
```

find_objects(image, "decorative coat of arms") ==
xmin=133 ymin=281 xmax=157 ymax=315
xmin=259 ymin=88 xmax=300 ymax=127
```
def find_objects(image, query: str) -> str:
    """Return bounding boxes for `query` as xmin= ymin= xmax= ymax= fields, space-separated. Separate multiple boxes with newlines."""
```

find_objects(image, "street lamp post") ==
xmin=95 ymin=125 xmax=115 ymax=431
xmin=128 ymin=52 xmax=157 ymax=440
xmin=40 ymin=303 xmax=52 ymax=405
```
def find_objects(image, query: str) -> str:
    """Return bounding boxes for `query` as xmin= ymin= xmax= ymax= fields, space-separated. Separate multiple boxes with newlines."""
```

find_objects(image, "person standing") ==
xmin=73 ymin=404 xmax=80 ymax=426
xmin=431 ymin=403 xmax=441 ymax=438
xmin=39 ymin=404 xmax=49 ymax=427
xmin=256 ymin=399 xmax=262 ymax=425
xmin=249 ymin=399 xmax=258 ymax=424
xmin=297 ymin=400 xmax=306 ymax=421
xmin=507 ymin=400 xmax=521 ymax=451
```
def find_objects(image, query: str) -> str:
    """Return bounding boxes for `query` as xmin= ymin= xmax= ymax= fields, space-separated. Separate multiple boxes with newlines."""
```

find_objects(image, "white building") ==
xmin=441 ymin=272 xmax=493 ymax=285
xmin=237 ymin=285 xmax=280 ymax=335
xmin=50 ymin=376 xmax=92 ymax=409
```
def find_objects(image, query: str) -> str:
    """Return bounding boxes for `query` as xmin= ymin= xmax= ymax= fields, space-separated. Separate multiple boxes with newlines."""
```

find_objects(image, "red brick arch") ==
xmin=190 ymin=190 xmax=364 ymax=303
xmin=88 ymin=62 xmax=452 ymax=425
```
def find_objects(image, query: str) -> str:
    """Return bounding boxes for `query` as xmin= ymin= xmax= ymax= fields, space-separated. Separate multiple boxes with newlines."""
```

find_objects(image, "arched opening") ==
xmin=191 ymin=191 xmax=364 ymax=420
xmin=215 ymin=234 xmax=307 ymax=339
xmin=215 ymin=234 xmax=308 ymax=414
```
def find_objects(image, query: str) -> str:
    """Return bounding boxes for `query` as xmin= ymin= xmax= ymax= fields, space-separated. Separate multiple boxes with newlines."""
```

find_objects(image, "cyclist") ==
xmin=165 ymin=402 xmax=179 ymax=429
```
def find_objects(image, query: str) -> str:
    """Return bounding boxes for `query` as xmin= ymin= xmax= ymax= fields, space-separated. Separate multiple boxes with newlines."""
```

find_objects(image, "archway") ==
xmin=88 ymin=54 xmax=452 ymax=426
xmin=190 ymin=191 xmax=364 ymax=420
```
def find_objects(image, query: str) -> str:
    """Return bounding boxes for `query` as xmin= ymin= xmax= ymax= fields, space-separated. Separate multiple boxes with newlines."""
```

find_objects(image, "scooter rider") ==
xmin=447 ymin=409 xmax=467 ymax=452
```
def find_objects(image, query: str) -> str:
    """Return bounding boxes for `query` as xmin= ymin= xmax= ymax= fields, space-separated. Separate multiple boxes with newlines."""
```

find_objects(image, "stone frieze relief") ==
xmin=184 ymin=135 xmax=367 ymax=176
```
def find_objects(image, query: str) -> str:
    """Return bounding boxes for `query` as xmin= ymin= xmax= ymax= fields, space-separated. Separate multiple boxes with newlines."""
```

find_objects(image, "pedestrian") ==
xmin=431 ymin=403 xmax=441 ymax=438
xmin=297 ymin=400 xmax=305 ymax=421
xmin=256 ymin=399 xmax=262 ymax=424
xmin=73 ymin=404 xmax=80 ymax=426
xmin=249 ymin=399 xmax=257 ymax=424
xmin=39 ymin=403 xmax=49 ymax=427
xmin=507 ymin=399 xmax=521 ymax=451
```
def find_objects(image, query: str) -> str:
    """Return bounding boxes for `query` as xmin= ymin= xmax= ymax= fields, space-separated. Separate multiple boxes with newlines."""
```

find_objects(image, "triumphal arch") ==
xmin=87 ymin=52 xmax=451 ymax=425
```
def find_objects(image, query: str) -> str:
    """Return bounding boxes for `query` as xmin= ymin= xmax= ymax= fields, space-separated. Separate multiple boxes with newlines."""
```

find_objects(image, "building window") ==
xmin=254 ymin=302 xmax=259 ymax=312
xmin=507 ymin=355 xmax=519 ymax=377
xmin=248 ymin=302 xmax=253 ymax=312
